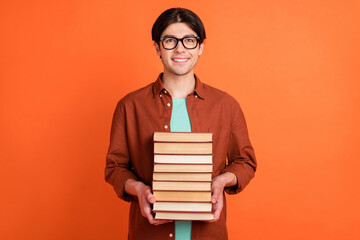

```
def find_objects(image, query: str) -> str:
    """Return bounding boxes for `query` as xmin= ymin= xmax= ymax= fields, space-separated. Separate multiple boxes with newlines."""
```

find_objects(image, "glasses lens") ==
xmin=183 ymin=37 xmax=198 ymax=49
xmin=163 ymin=38 xmax=177 ymax=49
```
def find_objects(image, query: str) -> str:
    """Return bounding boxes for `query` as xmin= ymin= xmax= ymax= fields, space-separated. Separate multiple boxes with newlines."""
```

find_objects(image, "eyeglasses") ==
xmin=159 ymin=36 xmax=200 ymax=50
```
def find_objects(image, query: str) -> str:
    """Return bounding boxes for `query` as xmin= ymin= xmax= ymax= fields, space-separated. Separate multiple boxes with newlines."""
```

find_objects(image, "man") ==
xmin=105 ymin=8 xmax=256 ymax=240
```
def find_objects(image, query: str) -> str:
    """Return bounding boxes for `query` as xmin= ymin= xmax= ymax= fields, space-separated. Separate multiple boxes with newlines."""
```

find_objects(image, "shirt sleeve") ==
xmin=221 ymin=99 xmax=257 ymax=194
xmin=105 ymin=100 xmax=139 ymax=202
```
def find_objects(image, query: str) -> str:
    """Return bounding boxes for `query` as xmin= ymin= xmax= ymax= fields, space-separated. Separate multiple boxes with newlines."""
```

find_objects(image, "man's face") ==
xmin=155 ymin=22 xmax=204 ymax=77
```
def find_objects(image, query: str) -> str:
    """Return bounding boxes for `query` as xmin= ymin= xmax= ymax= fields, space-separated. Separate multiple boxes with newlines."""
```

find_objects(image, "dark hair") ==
xmin=152 ymin=8 xmax=206 ymax=44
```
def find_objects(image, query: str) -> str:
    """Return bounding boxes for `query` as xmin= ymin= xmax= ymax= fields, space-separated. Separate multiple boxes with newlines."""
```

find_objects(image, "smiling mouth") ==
xmin=172 ymin=58 xmax=189 ymax=63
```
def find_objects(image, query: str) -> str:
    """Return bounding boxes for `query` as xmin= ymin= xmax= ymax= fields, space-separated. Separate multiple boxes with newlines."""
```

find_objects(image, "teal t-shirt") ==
xmin=170 ymin=98 xmax=192 ymax=240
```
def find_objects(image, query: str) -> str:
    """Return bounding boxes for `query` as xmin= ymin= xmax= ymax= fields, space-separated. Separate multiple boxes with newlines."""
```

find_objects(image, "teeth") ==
xmin=173 ymin=59 xmax=188 ymax=62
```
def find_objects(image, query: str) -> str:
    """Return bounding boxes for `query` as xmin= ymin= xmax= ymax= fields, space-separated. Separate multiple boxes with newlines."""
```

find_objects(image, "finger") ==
xmin=212 ymin=206 xmax=221 ymax=222
xmin=148 ymin=217 xmax=172 ymax=225
xmin=206 ymin=206 xmax=220 ymax=223
xmin=140 ymin=195 xmax=155 ymax=221
xmin=211 ymin=188 xmax=220 ymax=203
xmin=144 ymin=188 xmax=156 ymax=204
xmin=210 ymin=193 xmax=223 ymax=222
xmin=205 ymin=211 xmax=219 ymax=223
xmin=145 ymin=212 xmax=154 ymax=222
xmin=149 ymin=219 xmax=173 ymax=225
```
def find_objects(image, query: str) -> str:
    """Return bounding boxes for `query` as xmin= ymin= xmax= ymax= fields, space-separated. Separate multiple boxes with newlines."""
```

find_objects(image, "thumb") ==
xmin=212 ymin=187 xmax=220 ymax=204
xmin=145 ymin=189 xmax=156 ymax=204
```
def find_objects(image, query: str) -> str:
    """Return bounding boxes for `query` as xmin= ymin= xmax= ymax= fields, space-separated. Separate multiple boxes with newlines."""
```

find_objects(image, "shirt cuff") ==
xmin=221 ymin=162 xmax=255 ymax=195
xmin=105 ymin=168 xmax=139 ymax=202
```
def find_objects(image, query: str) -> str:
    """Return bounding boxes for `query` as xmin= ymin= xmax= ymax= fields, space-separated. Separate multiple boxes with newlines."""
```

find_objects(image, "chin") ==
xmin=169 ymin=67 xmax=193 ymax=76
xmin=173 ymin=70 xmax=192 ymax=76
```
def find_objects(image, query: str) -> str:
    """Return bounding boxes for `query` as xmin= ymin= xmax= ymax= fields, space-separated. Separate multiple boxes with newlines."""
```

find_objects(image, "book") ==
xmin=153 ymin=191 xmax=211 ymax=202
xmin=154 ymin=142 xmax=212 ymax=154
xmin=153 ymin=201 xmax=212 ymax=212
xmin=153 ymin=132 xmax=212 ymax=142
xmin=152 ymin=132 xmax=214 ymax=221
xmin=153 ymin=164 xmax=213 ymax=173
xmin=152 ymin=181 xmax=211 ymax=191
xmin=154 ymin=211 xmax=214 ymax=221
xmin=154 ymin=154 xmax=213 ymax=164
xmin=152 ymin=172 xmax=212 ymax=181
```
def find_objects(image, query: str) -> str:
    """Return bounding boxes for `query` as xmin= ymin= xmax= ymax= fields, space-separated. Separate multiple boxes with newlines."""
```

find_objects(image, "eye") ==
xmin=184 ymin=38 xmax=195 ymax=43
xmin=165 ymin=38 xmax=176 ymax=43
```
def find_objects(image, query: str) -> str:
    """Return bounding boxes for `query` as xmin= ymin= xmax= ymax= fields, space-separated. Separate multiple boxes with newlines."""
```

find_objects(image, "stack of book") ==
xmin=152 ymin=132 xmax=214 ymax=221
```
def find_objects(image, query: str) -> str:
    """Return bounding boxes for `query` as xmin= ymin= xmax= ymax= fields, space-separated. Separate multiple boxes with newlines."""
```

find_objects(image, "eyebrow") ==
xmin=161 ymin=34 xmax=197 ymax=38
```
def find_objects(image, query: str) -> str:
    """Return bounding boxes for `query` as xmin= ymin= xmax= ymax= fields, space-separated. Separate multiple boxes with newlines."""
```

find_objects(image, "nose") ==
xmin=174 ymin=40 xmax=186 ymax=53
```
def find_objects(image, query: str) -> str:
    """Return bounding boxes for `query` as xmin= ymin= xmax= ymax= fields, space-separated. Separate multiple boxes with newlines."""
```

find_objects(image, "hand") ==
xmin=209 ymin=175 xmax=226 ymax=222
xmin=209 ymin=172 xmax=237 ymax=222
xmin=135 ymin=183 xmax=173 ymax=225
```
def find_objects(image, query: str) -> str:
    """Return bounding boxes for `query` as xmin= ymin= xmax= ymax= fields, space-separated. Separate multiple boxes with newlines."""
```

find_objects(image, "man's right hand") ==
xmin=125 ymin=179 xmax=173 ymax=225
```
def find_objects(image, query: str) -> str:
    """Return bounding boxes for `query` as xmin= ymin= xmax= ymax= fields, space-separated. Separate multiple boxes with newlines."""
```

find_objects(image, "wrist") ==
xmin=215 ymin=172 xmax=237 ymax=188
xmin=124 ymin=178 xmax=147 ymax=197
xmin=213 ymin=175 xmax=226 ymax=189
xmin=223 ymin=172 xmax=237 ymax=188
xmin=134 ymin=181 xmax=146 ymax=196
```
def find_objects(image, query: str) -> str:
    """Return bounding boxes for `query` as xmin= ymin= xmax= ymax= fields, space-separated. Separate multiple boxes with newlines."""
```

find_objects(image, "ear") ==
xmin=198 ymin=43 xmax=204 ymax=56
xmin=154 ymin=41 xmax=161 ymax=57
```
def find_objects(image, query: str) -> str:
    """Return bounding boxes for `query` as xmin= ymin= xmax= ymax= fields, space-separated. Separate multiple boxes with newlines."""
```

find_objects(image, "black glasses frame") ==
xmin=159 ymin=36 xmax=200 ymax=50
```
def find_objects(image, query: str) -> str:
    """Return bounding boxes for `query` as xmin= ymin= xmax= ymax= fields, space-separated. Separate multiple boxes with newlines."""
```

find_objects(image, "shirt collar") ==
xmin=152 ymin=73 xmax=205 ymax=99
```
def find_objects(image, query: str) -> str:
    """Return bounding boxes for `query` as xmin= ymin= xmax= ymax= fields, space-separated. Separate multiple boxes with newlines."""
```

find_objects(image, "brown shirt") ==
xmin=105 ymin=73 xmax=257 ymax=240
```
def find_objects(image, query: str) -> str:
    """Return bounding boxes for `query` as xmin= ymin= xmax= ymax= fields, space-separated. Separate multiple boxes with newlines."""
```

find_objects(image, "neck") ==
xmin=162 ymin=71 xmax=196 ymax=99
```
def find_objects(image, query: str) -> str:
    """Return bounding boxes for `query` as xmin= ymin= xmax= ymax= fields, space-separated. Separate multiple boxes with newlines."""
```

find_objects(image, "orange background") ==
xmin=1 ymin=0 xmax=359 ymax=239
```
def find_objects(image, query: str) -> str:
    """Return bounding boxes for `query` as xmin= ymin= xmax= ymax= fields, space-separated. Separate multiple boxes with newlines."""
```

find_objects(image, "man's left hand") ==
xmin=210 ymin=175 xmax=225 ymax=222
xmin=209 ymin=172 xmax=237 ymax=222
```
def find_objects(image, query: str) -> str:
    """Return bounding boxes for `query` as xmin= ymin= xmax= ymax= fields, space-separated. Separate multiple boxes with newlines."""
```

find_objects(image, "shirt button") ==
xmin=164 ymin=90 xmax=167 ymax=94
xmin=159 ymin=94 xmax=162 ymax=98
xmin=164 ymin=125 xmax=168 ymax=129
xmin=167 ymin=103 xmax=171 ymax=107
xmin=169 ymin=233 xmax=173 ymax=237
xmin=195 ymin=95 xmax=198 ymax=98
